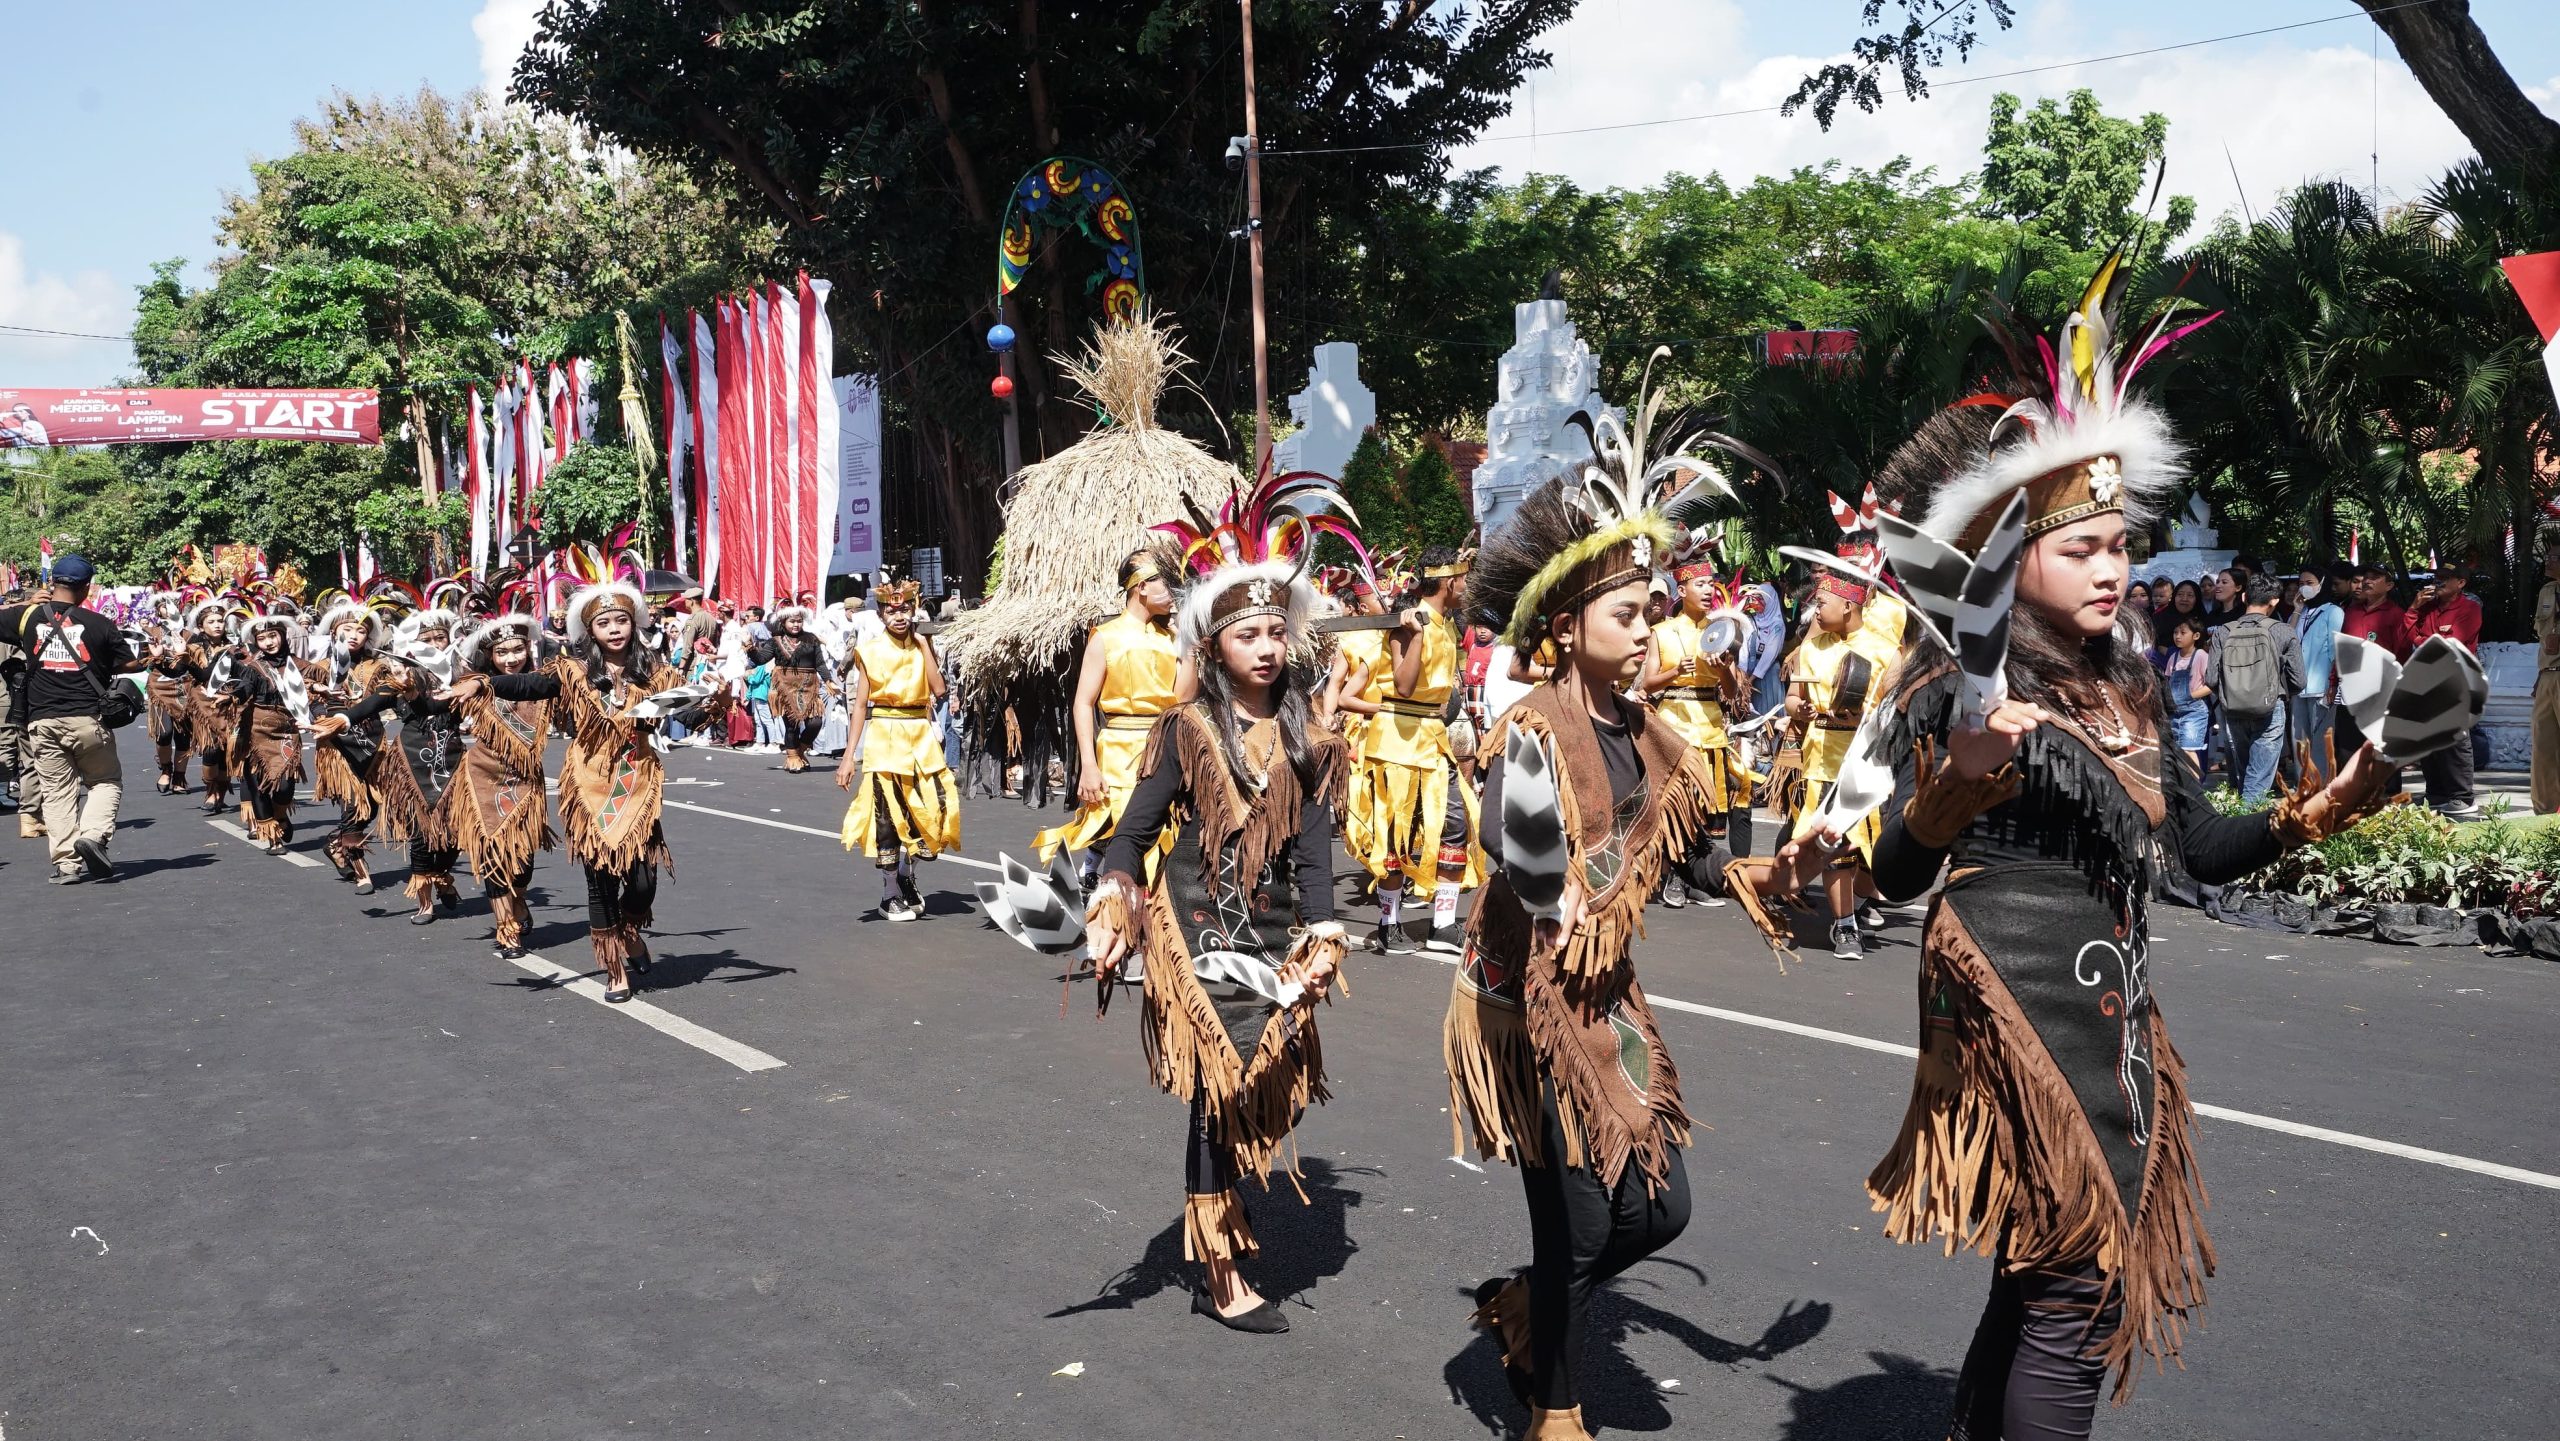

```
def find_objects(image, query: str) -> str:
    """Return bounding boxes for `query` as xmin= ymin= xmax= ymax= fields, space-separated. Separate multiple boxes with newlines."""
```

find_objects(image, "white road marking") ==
xmin=502 ymin=949 xmax=787 ymax=1073
xmin=653 ymin=789 xmax=2560 ymax=1191
xmin=663 ymin=799 xmax=996 ymax=871
xmin=206 ymin=818 xmax=323 ymax=867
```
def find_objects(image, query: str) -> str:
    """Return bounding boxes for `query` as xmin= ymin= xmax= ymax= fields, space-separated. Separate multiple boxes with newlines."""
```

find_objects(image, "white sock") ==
xmin=1379 ymin=886 xmax=1403 ymax=926
xmin=1431 ymin=890 xmax=1459 ymax=931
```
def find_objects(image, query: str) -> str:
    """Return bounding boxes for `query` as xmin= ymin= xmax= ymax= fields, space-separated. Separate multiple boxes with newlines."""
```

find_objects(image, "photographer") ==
xmin=0 ymin=555 xmax=135 ymax=883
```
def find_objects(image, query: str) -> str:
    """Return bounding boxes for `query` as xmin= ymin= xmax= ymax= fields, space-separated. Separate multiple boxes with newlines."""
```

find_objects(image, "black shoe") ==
xmin=494 ymin=942 xmax=525 ymax=961
xmin=73 ymin=838 xmax=114 ymax=882
xmin=1192 ymin=1288 xmax=1290 ymax=1333
xmin=155 ymin=778 xmax=175 ymax=796
xmin=604 ymin=984 xmax=633 ymax=1004
xmin=1421 ymin=924 xmax=1465 ymax=956
xmin=266 ymin=840 xmax=288 ymax=857
xmin=1371 ymin=921 xmax=1416 ymax=955
xmin=1473 ymin=1275 xmax=1532 ymax=1406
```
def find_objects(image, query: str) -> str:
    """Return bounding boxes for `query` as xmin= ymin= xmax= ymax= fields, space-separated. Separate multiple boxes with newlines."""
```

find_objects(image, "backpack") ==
xmin=2216 ymin=615 xmax=2284 ymax=718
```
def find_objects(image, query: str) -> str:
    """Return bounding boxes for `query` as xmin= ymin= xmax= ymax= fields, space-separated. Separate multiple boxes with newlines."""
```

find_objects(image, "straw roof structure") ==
xmin=943 ymin=311 xmax=1240 ymax=701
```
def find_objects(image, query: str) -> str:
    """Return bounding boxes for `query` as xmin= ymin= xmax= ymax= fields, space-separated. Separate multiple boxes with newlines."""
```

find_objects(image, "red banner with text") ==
xmin=0 ymin=387 xmax=380 ymax=447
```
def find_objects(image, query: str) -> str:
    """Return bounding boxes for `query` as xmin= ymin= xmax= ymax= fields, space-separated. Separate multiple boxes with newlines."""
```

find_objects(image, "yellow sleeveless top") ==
xmin=1364 ymin=617 xmax=1459 ymax=767
xmin=1095 ymin=612 xmax=1180 ymax=719
xmin=1789 ymin=627 xmax=1900 ymax=783
xmin=856 ymin=632 xmax=943 ymax=775
xmin=1650 ymin=612 xmax=1730 ymax=750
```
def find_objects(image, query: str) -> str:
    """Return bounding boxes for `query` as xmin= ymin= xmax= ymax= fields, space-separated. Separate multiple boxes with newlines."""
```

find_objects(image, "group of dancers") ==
xmin=973 ymin=278 xmax=2416 ymax=1441
xmin=85 ymin=266 xmax=2442 ymax=1441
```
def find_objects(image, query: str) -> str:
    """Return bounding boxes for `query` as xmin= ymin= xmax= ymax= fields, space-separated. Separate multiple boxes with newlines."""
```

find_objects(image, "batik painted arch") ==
xmin=995 ymin=155 xmax=1147 ymax=323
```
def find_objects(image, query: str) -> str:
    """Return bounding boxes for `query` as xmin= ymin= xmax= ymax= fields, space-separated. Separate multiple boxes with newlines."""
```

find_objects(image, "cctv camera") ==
xmin=1225 ymin=135 xmax=1249 ymax=172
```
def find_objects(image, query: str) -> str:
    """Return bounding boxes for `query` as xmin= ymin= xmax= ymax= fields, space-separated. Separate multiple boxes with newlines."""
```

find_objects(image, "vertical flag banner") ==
xmin=517 ymin=359 xmax=545 ymax=530
xmin=492 ymin=378 xmax=520 ymax=564
xmin=830 ymin=373 xmax=880 ymax=579
xmin=573 ymin=357 xmax=600 ymax=444
xmin=750 ymin=285 xmax=776 ymax=604
xmin=660 ymin=315 xmax=692 ymax=576
xmin=692 ymin=307 xmax=722 ymax=596
xmin=774 ymin=279 xmax=806 ymax=601
xmin=715 ymin=297 xmax=755 ymax=602
xmin=547 ymin=362 xmax=571 ymax=461
xmin=803 ymin=275 xmax=838 ymax=597
xmin=467 ymin=386 xmax=490 ymax=578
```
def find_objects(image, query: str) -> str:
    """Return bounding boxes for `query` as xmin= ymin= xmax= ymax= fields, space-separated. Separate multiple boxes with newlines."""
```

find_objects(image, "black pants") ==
xmin=2419 ymin=726 xmax=2477 ymax=809
xmin=481 ymin=861 xmax=535 ymax=901
xmin=1948 ymin=1257 xmax=2122 ymax=1441
xmin=332 ymin=801 xmax=371 ymax=854
xmin=1184 ymin=1092 xmax=1235 ymax=1197
xmin=2329 ymin=712 xmax=2408 ymax=796
xmin=155 ymin=722 xmax=192 ymax=781
xmin=783 ymin=714 xmax=825 ymax=754
xmin=408 ymin=840 xmax=459 ymax=877
xmin=583 ymin=860 xmax=659 ymax=931
xmin=1519 ymin=1085 xmax=1691 ymax=1410
xmin=247 ymin=780 xmax=296 ymax=837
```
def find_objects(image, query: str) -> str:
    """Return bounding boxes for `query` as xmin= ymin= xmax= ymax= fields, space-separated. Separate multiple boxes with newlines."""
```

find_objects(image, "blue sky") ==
xmin=3 ymin=1 xmax=2555 ymax=388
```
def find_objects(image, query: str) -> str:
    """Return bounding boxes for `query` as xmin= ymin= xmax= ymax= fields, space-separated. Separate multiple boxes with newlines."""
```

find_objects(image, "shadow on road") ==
xmin=643 ymin=944 xmax=796 ymax=989
xmin=98 ymin=853 xmax=214 ymax=880
xmin=1441 ymin=1270 xmax=1833 ymax=1436
xmin=1046 ymin=1156 xmax=1374 ymax=1318
xmin=1767 ymin=1350 xmax=1957 ymax=1440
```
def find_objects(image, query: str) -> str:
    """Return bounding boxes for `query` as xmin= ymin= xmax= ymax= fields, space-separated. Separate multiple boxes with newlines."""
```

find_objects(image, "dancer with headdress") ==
xmin=1445 ymin=368 xmax=1755 ymax=1441
xmin=1350 ymin=543 xmax=1483 ymax=955
xmin=439 ymin=614 xmax=555 ymax=960
xmin=1082 ymin=468 xmax=1355 ymax=1334
xmin=316 ymin=609 xmax=467 ymax=925
xmin=1033 ymin=545 xmax=1187 ymax=883
xmin=1770 ymin=262 xmax=2417 ymax=1438
xmin=217 ymin=611 xmax=318 ymax=857
xmin=139 ymin=600 xmax=201 ymax=797
xmin=748 ymin=605 xmax=830 ymax=772
xmin=836 ymin=577 xmax=959 ymax=921
xmin=1638 ymin=558 xmax=1756 ymax=909
xmin=164 ymin=600 xmax=242 ymax=814
xmin=440 ymin=583 xmax=716 ymax=1001
xmin=308 ymin=599 xmax=397 ymax=896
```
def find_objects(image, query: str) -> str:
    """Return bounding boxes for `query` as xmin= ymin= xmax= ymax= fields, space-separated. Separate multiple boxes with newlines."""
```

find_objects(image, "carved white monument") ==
xmin=1275 ymin=342 xmax=1375 ymax=482
xmin=2140 ymin=493 xmax=2238 ymax=586
xmin=1471 ymin=296 xmax=1621 ymax=533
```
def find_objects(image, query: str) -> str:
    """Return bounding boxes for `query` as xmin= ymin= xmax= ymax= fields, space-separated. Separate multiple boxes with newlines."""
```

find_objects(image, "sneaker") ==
xmin=493 ymin=942 xmax=526 ymax=961
xmin=1422 ymin=923 xmax=1465 ymax=956
xmin=73 ymin=838 xmax=114 ymax=882
xmin=1856 ymin=903 xmax=1886 ymax=932
xmin=1697 ymin=892 xmax=1728 ymax=908
xmin=2435 ymin=801 xmax=2485 ymax=822
xmin=1658 ymin=876 xmax=1688 ymax=909
xmin=882 ymin=895 xmax=918 ymax=922
xmin=1830 ymin=920 xmax=1864 ymax=960
xmin=1368 ymin=921 xmax=1415 ymax=955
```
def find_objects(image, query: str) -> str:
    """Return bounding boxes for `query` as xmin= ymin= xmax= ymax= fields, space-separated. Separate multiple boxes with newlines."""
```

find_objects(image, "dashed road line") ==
xmin=206 ymin=817 xmax=324 ymax=867
xmin=502 ymin=949 xmax=786 ymax=1073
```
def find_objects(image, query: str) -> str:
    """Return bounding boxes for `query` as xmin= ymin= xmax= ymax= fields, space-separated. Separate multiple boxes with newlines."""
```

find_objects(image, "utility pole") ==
xmin=1239 ymin=0 xmax=1271 ymax=473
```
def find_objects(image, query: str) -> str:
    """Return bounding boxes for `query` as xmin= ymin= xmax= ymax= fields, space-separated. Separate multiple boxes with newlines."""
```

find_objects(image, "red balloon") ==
xmin=990 ymin=374 xmax=1016 ymax=400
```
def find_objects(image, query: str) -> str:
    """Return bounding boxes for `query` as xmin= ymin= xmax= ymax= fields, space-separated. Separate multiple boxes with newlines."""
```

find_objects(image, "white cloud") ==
xmin=1454 ymin=0 xmax=2514 ymax=230
xmin=473 ymin=0 xmax=544 ymax=104
xmin=0 ymin=231 xmax=132 ymax=390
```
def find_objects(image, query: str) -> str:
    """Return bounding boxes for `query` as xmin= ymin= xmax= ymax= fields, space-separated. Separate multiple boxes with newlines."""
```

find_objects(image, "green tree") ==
xmin=1333 ymin=430 xmax=1409 ymax=565
xmin=534 ymin=443 xmax=660 ymax=552
xmin=1401 ymin=441 xmax=1471 ymax=549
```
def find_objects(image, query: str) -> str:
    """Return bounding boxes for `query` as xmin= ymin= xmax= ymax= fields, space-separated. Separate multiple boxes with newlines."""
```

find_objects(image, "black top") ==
xmin=1103 ymin=729 xmax=1336 ymax=924
xmin=0 ymin=601 xmax=136 ymax=722
xmin=747 ymin=633 xmax=826 ymax=671
xmin=1868 ymin=672 xmax=2283 ymax=904
xmin=1476 ymin=706 xmax=1641 ymax=873
xmin=487 ymin=671 xmax=566 ymax=703
xmin=218 ymin=651 xmax=301 ymax=707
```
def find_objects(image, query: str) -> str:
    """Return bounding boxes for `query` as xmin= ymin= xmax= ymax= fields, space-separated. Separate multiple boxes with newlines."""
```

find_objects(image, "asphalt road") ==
xmin=3 ymin=726 xmax=2555 ymax=1441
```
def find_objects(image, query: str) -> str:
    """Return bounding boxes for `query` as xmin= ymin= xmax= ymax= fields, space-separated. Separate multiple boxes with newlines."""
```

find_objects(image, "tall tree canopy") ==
xmin=514 ymin=0 xmax=1578 ymax=589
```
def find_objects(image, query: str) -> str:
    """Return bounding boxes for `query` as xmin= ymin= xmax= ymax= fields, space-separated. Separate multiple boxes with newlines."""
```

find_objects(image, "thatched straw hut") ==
xmin=940 ymin=312 xmax=1241 ymax=801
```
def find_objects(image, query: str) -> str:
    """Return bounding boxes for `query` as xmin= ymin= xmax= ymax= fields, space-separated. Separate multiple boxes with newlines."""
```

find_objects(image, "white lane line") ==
xmin=662 ymin=799 xmax=998 ymax=872
xmin=206 ymin=818 xmax=324 ymax=867
xmin=206 ymin=814 xmax=783 ymax=1071
xmin=501 ymin=950 xmax=787 ymax=1074
xmin=656 ymin=796 xmax=2560 ymax=1191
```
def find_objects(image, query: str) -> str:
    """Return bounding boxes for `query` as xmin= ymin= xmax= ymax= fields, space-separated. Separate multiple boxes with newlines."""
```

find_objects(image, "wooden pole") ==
xmin=1240 ymin=0 xmax=1271 ymax=473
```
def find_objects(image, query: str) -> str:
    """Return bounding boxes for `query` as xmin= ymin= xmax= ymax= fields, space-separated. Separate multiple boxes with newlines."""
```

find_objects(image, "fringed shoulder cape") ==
xmin=144 ymin=642 xmax=198 ymax=742
xmin=1863 ymin=663 xmax=2289 ymax=1401
xmin=333 ymin=668 xmax=467 ymax=852
xmin=446 ymin=678 xmax=559 ymax=885
xmin=311 ymin=655 xmax=399 ymax=820
xmin=1099 ymin=705 xmax=1351 ymax=1189
xmin=217 ymin=653 xmax=314 ymax=795
xmin=1444 ymin=682 xmax=1719 ymax=1196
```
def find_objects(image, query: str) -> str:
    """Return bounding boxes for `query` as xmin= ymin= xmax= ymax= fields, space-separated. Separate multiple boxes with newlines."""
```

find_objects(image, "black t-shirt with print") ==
xmin=0 ymin=601 xmax=136 ymax=722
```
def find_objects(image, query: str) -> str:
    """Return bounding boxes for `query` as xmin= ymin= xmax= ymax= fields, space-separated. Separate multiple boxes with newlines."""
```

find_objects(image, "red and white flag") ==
xmin=799 ymin=273 xmax=838 ymax=604
xmin=491 ymin=377 xmax=520 ymax=564
xmin=660 ymin=315 xmax=692 ymax=576
xmin=466 ymin=386 xmax=490 ymax=578
xmin=773 ymin=279 xmax=805 ymax=600
xmin=691 ymin=307 xmax=722 ymax=596
xmin=547 ymin=362 xmax=572 ymax=461
xmin=716 ymin=296 xmax=757 ymax=603
xmin=519 ymin=360 xmax=546 ymax=531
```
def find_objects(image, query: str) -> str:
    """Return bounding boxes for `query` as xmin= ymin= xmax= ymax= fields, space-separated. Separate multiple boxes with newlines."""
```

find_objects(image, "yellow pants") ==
xmin=1351 ymin=754 xmax=1484 ymax=898
xmin=843 ymin=768 xmax=962 ymax=860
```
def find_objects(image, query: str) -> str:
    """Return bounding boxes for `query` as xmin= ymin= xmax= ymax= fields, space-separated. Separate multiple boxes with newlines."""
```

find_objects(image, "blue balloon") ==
xmin=987 ymin=323 xmax=1017 ymax=352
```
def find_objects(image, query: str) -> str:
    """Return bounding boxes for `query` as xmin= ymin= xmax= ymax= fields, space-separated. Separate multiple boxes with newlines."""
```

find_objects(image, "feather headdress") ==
xmin=314 ymin=600 xmax=391 ymax=653
xmin=1154 ymin=460 xmax=1367 ymax=654
xmin=1473 ymin=346 xmax=1776 ymax=648
xmin=460 ymin=614 xmax=539 ymax=675
xmin=1913 ymin=247 xmax=2217 ymax=555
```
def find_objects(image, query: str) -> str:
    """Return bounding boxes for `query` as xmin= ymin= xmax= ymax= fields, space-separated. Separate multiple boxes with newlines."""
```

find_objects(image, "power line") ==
xmin=1266 ymin=1 xmax=2443 ymax=159
xmin=0 ymin=323 xmax=133 ymax=342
